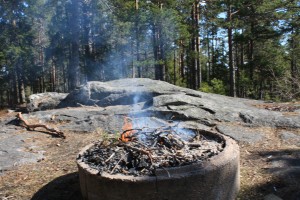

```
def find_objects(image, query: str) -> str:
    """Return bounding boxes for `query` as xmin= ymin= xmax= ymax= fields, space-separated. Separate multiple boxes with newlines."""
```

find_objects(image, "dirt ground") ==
xmin=0 ymin=110 xmax=299 ymax=200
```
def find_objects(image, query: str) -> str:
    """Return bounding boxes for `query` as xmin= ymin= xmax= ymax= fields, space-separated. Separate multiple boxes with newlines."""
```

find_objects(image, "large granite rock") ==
xmin=57 ymin=79 xmax=201 ymax=108
xmin=216 ymin=124 xmax=265 ymax=144
xmin=0 ymin=116 xmax=45 ymax=173
xmin=21 ymin=78 xmax=300 ymax=143
xmin=55 ymin=78 xmax=300 ymax=129
xmin=27 ymin=92 xmax=68 ymax=112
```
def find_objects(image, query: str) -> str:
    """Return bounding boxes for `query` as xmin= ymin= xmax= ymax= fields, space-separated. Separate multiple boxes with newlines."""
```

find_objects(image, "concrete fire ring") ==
xmin=77 ymin=130 xmax=240 ymax=200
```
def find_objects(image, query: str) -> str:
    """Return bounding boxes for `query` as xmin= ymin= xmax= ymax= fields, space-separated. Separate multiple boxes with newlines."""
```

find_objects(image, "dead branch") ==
xmin=105 ymin=153 xmax=116 ymax=163
xmin=16 ymin=112 xmax=66 ymax=139
xmin=110 ymin=152 xmax=128 ymax=174
xmin=120 ymin=142 xmax=153 ymax=164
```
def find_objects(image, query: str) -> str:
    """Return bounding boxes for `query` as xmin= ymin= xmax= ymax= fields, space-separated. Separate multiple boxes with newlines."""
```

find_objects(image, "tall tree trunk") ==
xmin=173 ymin=50 xmax=176 ymax=85
xmin=63 ymin=60 xmax=67 ymax=92
xmin=249 ymin=22 xmax=254 ymax=81
xmin=227 ymin=4 xmax=236 ymax=97
xmin=237 ymin=42 xmax=244 ymax=97
xmin=51 ymin=59 xmax=56 ymax=92
xmin=179 ymin=40 xmax=185 ymax=79
xmin=18 ymin=61 xmax=26 ymax=104
xmin=259 ymin=68 xmax=264 ymax=99
xmin=13 ymin=67 xmax=20 ymax=105
xmin=151 ymin=1 xmax=165 ymax=80
xmin=82 ymin=1 xmax=94 ymax=81
xmin=153 ymin=26 xmax=165 ymax=80
xmin=0 ymin=90 xmax=3 ymax=107
xmin=290 ymin=29 xmax=298 ymax=93
xmin=189 ymin=1 xmax=201 ymax=89
xmin=212 ymin=36 xmax=217 ymax=77
xmin=189 ymin=3 xmax=196 ymax=89
xmin=206 ymin=34 xmax=210 ymax=82
xmin=153 ymin=2 xmax=165 ymax=81
xmin=135 ymin=0 xmax=142 ymax=78
xmin=37 ymin=22 xmax=45 ymax=93
xmin=234 ymin=36 xmax=239 ymax=97
xmin=195 ymin=1 xmax=201 ymax=88
xmin=19 ymin=81 xmax=25 ymax=104
xmin=121 ymin=50 xmax=126 ymax=78
xmin=68 ymin=0 xmax=81 ymax=91
xmin=131 ymin=41 xmax=135 ymax=78
xmin=7 ymin=89 xmax=11 ymax=107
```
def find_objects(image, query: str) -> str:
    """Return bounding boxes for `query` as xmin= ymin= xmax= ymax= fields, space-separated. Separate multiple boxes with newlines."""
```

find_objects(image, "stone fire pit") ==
xmin=77 ymin=129 xmax=240 ymax=200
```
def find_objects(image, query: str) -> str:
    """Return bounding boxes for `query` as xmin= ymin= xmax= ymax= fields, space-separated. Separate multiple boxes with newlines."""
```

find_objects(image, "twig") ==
xmin=110 ymin=152 xmax=128 ymax=174
xmin=16 ymin=112 xmax=66 ymax=139
xmin=105 ymin=153 xmax=115 ymax=163
xmin=121 ymin=128 xmax=143 ymax=134
xmin=127 ymin=140 xmax=148 ymax=150
xmin=1 ymin=196 xmax=14 ymax=200
xmin=120 ymin=143 xmax=153 ymax=164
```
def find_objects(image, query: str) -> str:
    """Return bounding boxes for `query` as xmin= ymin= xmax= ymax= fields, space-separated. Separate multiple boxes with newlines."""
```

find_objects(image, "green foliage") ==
xmin=0 ymin=0 xmax=299 ymax=105
xmin=200 ymin=78 xmax=226 ymax=95
xmin=95 ymin=128 xmax=119 ymax=146
xmin=200 ymin=82 xmax=213 ymax=93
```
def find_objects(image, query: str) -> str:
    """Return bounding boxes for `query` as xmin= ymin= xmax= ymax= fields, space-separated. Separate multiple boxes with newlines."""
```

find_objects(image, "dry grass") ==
xmin=237 ymin=127 xmax=300 ymax=200
xmin=0 ymin=108 xmax=9 ymax=118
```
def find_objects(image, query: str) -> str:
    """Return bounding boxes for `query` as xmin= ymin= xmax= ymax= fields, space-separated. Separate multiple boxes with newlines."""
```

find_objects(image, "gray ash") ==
xmin=79 ymin=127 xmax=224 ymax=177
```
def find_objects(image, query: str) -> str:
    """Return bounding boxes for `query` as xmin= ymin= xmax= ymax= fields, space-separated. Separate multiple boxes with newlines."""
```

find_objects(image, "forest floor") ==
xmin=0 ymin=109 xmax=299 ymax=200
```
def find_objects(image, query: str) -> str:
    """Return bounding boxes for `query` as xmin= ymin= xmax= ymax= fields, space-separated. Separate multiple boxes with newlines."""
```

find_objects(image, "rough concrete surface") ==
xmin=77 ymin=133 xmax=240 ymax=200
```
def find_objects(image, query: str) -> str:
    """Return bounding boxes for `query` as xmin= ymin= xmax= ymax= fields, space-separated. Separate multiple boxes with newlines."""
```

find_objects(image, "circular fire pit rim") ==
xmin=77 ymin=129 xmax=239 ymax=182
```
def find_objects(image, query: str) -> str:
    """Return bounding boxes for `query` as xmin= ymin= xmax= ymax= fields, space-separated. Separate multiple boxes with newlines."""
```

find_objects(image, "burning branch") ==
xmin=82 ymin=119 xmax=224 ymax=176
xmin=120 ymin=116 xmax=138 ymax=142
xmin=16 ymin=112 xmax=66 ymax=139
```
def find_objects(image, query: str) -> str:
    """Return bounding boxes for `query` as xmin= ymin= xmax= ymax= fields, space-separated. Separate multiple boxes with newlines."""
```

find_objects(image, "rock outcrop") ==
xmin=27 ymin=92 xmax=68 ymax=112
xmin=53 ymin=78 xmax=300 ymax=129
xmin=57 ymin=79 xmax=201 ymax=108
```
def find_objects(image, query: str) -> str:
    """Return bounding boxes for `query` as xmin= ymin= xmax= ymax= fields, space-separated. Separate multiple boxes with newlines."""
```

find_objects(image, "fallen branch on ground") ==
xmin=16 ymin=112 xmax=66 ymax=139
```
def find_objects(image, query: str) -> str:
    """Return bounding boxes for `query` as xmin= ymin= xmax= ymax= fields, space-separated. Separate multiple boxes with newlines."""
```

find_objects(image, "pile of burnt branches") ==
xmin=79 ymin=127 xmax=224 ymax=176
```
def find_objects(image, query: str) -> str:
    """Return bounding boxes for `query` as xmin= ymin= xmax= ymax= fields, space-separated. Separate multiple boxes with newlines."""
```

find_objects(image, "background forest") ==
xmin=0 ymin=0 xmax=299 ymax=106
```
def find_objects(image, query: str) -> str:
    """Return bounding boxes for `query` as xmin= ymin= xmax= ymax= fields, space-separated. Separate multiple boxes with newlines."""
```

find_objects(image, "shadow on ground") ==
xmin=31 ymin=172 xmax=83 ymax=200
xmin=260 ymin=149 xmax=300 ymax=179
xmin=239 ymin=178 xmax=300 ymax=200
xmin=240 ymin=148 xmax=300 ymax=200
xmin=30 ymin=149 xmax=300 ymax=200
